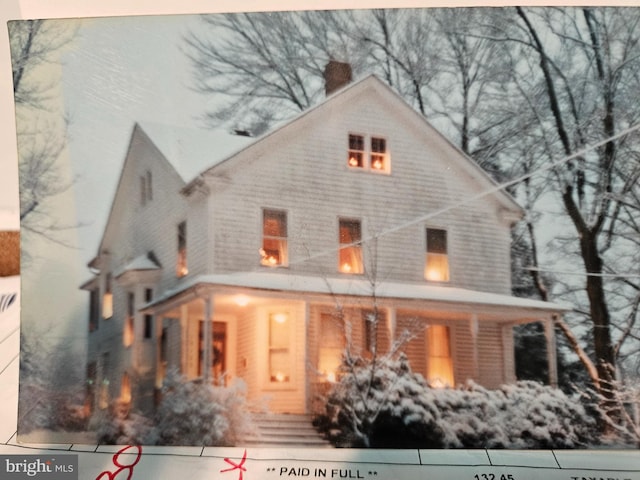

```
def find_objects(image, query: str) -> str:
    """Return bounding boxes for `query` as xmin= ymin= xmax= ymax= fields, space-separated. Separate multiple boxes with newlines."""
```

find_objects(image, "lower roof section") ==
xmin=144 ymin=272 xmax=570 ymax=321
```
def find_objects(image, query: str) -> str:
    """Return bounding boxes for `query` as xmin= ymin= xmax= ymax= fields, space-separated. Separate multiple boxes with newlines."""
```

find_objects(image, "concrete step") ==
xmin=246 ymin=413 xmax=331 ymax=448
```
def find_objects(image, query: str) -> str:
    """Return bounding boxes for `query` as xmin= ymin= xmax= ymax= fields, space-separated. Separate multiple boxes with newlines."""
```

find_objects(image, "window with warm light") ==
xmin=261 ymin=209 xmax=288 ymax=267
xmin=347 ymin=134 xmax=389 ymax=172
xmin=425 ymin=228 xmax=449 ymax=282
xmin=120 ymin=372 xmax=131 ymax=403
xmin=268 ymin=313 xmax=291 ymax=383
xmin=370 ymin=137 xmax=388 ymax=171
xmin=319 ymin=313 xmax=343 ymax=382
xmin=339 ymin=218 xmax=363 ymax=274
xmin=123 ymin=292 xmax=134 ymax=347
xmin=426 ymin=325 xmax=454 ymax=387
xmin=102 ymin=273 xmax=113 ymax=319
xmin=348 ymin=134 xmax=365 ymax=168
xmin=176 ymin=221 xmax=188 ymax=277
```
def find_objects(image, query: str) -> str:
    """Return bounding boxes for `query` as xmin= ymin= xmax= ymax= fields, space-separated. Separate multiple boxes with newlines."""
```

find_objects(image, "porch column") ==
xmin=202 ymin=294 xmax=214 ymax=383
xmin=544 ymin=316 xmax=559 ymax=387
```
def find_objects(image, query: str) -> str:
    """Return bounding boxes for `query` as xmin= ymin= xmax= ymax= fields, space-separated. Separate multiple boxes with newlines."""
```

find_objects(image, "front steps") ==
xmin=243 ymin=413 xmax=332 ymax=448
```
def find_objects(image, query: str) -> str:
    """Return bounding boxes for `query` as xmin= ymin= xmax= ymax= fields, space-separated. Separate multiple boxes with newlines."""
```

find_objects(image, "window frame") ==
xmin=426 ymin=324 xmax=455 ymax=388
xmin=338 ymin=217 xmax=364 ymax=274
xmin=267 ymin=312 xmax=293 ymax=385
xmin=347 ymin=133 xmax=390 ymax=173
xmin=102 ymin=273 xmax=113 ymax=320
xmin=123 ymin=291 xmax=135 ymax=347
xmin=424 ymin=227 xmax=450 ymax=283
xmin=260 ymin=209 xmax=288 ymax=268
xmin=176 ymin=221 xmax=188 ymax=277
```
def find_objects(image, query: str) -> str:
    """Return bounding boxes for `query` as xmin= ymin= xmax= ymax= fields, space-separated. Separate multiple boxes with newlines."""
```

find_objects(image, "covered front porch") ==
xmin=144 ymin=272 xmax=568 ymax=415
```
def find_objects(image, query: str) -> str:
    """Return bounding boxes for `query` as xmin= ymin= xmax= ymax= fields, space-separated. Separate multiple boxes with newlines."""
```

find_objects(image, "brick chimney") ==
xmin=323 ymin=60 xmax=352 ymax=96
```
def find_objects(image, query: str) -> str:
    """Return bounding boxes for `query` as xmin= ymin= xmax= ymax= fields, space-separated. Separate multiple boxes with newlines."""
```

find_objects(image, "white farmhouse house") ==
xmin=82 ymin=63 xmax=566 ymax=417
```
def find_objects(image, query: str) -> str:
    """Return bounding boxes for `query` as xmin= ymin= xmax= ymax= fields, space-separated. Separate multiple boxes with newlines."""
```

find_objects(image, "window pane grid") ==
xmin=339 ymin=219 xmax=363 ymax=274
xmin=425 ymin=228 xmax=449 ymax=282
xmin=261 ymin=210 xmax=288 ymax=266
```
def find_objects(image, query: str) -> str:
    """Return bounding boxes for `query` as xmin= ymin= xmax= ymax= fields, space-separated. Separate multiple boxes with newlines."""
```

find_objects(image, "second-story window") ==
xmin=102 ymin=273 xmax=113 ymax=319
xmin=425 ymin=228 xmax=449 ymax=282
xmin=176 ymin=221 xmax=188 ymax=277
xmin=260 ymin=209 xmax=288 ymax=267
xmin=339 ymin=218 xmax=363 ymax=274
xmin=123 ymin=292 xmax=134 ymax=347
xmin=89 ymin=288 xmax=99 ymax=332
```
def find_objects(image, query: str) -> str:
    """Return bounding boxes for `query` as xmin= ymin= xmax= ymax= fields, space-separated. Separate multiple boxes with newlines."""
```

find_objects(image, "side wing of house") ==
xmin=82 ymin=124 xmax=191 ymax=415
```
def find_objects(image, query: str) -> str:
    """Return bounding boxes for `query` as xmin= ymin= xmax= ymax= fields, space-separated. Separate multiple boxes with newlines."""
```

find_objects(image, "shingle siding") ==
xmin=206 ymin=90 xmax=513 ymax=294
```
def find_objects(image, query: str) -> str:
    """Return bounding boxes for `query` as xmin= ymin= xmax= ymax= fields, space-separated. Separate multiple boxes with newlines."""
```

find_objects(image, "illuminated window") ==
xmin=319 ymin=313 xmax=343 ymax=383
xmin=269 ymin=313 xmax=291 ymax=383
xmin=348 ymin=134 xmax=364 ymax=168
xmin=425 ymin=228 xmax=449 ymax=282
xmin=176 ymin=221 xmax=188 ymax=277
xmin=120 ymin=372 xmax=131 ymax=403
xmin=102 ymin=273 xmax=113 ymax=319
xmin=370 ymin=137 xmax=387 ymax=171
xmin=426 ymin=325 xmax=454 ymax=387
xmin=348 ymin=134 xmax=389 ymax=172
xmin=123 ymin=292 xmax=134 ymax=347
xmin=260 ymin=209 xmax=288 ymax=267
xmin=339 ymin=218 xmax=363 ymax=274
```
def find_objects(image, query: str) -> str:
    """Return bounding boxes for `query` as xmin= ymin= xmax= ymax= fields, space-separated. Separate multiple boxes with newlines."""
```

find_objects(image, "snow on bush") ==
xmin=92 ymin=370 xmax=254 ymax=446
xmin=156 ymin=370 xmax=253 ymax=446
xmin=318 ymin=354 xmax=596 ymax=448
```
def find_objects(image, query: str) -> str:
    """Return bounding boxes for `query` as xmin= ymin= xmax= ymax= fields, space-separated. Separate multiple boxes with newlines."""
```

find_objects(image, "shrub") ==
xmin=318 ymin=356 xmax=596 ymax=448
xmin=90 ymin=371 xmax=253 ymax=446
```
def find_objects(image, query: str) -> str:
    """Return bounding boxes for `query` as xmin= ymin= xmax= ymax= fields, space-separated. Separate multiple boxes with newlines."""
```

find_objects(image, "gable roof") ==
xmin=137 ymin=121 xmax=254 ymax=183
xmin=179 ymin=74 xmax=522 ymax=214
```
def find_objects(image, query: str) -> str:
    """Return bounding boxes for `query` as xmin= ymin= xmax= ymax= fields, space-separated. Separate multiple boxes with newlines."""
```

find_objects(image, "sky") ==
xmin=62 ymin=15 xmax=208 ymax=264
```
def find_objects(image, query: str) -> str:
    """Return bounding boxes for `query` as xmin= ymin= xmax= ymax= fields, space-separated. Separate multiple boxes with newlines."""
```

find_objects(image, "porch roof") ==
xmin=146 ymin=272 xmax=571 ymax=315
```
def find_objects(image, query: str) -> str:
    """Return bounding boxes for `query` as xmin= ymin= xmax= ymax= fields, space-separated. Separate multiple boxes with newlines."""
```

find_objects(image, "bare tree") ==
xmin=484 ymin=8 xmax=640 ymax=414
xmin=9 ymin=19 xmax=75 ymax=243
xmin=184 ymin=11 xmax=370 ymax=134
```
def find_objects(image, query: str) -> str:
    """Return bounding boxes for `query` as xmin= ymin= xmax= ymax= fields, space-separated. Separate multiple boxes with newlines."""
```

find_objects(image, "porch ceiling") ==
xmin=143 ymin=272 xmax=570 ymax=322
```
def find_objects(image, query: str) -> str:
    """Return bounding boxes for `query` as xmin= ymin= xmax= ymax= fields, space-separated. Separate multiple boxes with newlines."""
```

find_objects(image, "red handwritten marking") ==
xmin=220 ymin=449 xmax=248 ymax=480
xmin=95 ymin=445 xmax=142 ymax=480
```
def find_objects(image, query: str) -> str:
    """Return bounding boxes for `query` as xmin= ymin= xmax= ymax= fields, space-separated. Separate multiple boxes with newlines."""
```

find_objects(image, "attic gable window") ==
xmin=348 ymin=134 xmax=365 ymax=168
xmin=425 ymin=228 xmax=449 ymax=282
xmin=339 ymin=218 xmax=363 ymax=274
xmin=140 ymin=170 xmax=152 ymax=206
xmin=260 ymin=209 xmax=288 ymax=267
xmin=348 ymin=134 xmax=389 ymax=173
